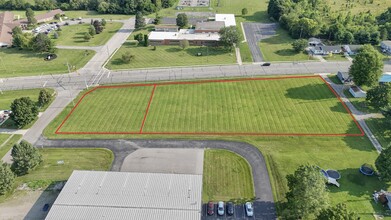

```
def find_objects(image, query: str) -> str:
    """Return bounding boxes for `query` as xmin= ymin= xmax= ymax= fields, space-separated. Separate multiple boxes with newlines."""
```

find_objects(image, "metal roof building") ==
xmin=45 ymin=170 xmax=203 ymax=220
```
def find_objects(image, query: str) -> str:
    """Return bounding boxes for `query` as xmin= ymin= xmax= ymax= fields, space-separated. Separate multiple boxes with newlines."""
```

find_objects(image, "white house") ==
xmin=381 ymin=41 xmax=391 ymax=54
xmin=309 ymin=45 xmax=342 ymax=55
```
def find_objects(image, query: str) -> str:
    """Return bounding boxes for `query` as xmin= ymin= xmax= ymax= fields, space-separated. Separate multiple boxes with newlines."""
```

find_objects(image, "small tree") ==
xmin=25 ymin=8 xmax=37 ymax=25
xmin=101 ymin=18 xmax=107 ymax=27
xmin=292 ymin=39 xmax=308 ymax=52
xmin=93 ymin=20 xmax=103 ymax=34
xmin=54 ymin=13 xmax=61 ymax=20
xmin=121 ymin=52 xmax=135 ymax=63
xmin=366 ymin=83 xmax=391 ymax=109
xmin=135 ymin=12 xmax=146 ymax=29
xmin=134 ymin=33 xmax=144 ymax=43
xmin=38 ymin=89 xmax=52 ymax=107
xmin=84 ymin=32 xmax=92 ymax=41
xmin=376 ymin=146 xmax=391 ymax=181
xmin=89 ymin=25 xmax=96 ymax=36
xmin=283 ymin=165 xmax=329 ymax=219
xmin=219 ymin=26 xmax=240 ymax=51
xmin=31 ymin=33 xmax=55 ymax=53
xmin=10 ymin=97 xmax=39 ymax=128
xmin=242 ymin=8 xmax=248 ymax=16
xmin=176 ymin=13 xmax=188 ymax=28
xmin=11 ymin=140 xmax=42 ymax=176
xmin=179 ymin=39 xmax=189 ymax=50
xmin=143 ymin=34 xmax=149 ymax=47
xmin=154 ymin=12 xmax=162 ymax=25
xmin=0 ymin=163 xmax=15 ymax=195
xmin=349 ymin=45 xmax=384 ymax=87
xmin=317 ymin=203 xmax=359 ymax=220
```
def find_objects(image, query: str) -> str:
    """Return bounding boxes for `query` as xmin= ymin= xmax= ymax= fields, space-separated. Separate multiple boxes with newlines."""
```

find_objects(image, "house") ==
xmin=349 ymin=86 xmax=366 ymax=98
xmin=381 ymin=41 xmax=391 ymax=54
xmin=309 ymin=45 xmax=342 ymax=55
xmin=379 ymin=72 xmax=391 ymax=84
xmin=337 ymin=71 xmax=351 ymax=83
xmin=149 ymin=29 xmax=220 ymax=46
xmin=0 ymin=11 xmax=16 ymax=47
xmin=195 ymin=21 xmax=224 ymax=33
xmin=154 ymin=25 xmax=179 ymax=32
xmin=342 ymin=45 xmax=362 ymax=55
xmin=308 ymin=37 xmax=323 ymax=46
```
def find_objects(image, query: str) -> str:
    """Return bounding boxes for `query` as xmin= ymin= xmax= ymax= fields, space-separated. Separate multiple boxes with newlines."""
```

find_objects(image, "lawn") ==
xmin=323 ymin=54 xmax=348 ymax=61
xmin=53 ymin=22 xmax=122 ymax=46
xmin=63 ymin=10 xmax=133 ymax=20
xmin=0 ymin=148 xmax=113 ymax=202
xmin=47 ymin=76 xmax=361 ymax=136
xmin=342 ymin=89 xmax=377 ymax=114
xmin=366 ymin=118 xmax=391 ymax=148
xmin=202 ymin=149 xmax=254 ymax=202
xmin=0 ymin=134 xmax=22 ymax=160
xmin=0 ymin=48 xmax=95 ymax=78
xmin=328 ymin=74 xmax=343 ymax=85
xmin=107 ymin=44 xmax=236 ymax=69
xmin=259 ymin=29 xmax=313 ymax=62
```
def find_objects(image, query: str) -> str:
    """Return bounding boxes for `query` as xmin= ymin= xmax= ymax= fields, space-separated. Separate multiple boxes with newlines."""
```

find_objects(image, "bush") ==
xmin=121 ymin=52 xmax=135 ymax=64
xmin=10 ymin=97 xmax=39 ymax=128
xmin=0 ymin=163 xmax=15 ymax=195
xmin=84 ymin=32 xmax=92 ymax=41
xmin=11 ymin=140 xmax=42 ymax=176
xmin=292 ymin=39 xmax=308 ymax=52
xmin=38 ymin=89 xmax=52 ymax=107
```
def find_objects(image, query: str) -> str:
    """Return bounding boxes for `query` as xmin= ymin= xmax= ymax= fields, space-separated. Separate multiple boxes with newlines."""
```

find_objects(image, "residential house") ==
xmin=309 ymin=45 xmax=342 ymax=55
xmin=308 ymin=37 xmax=323 ymax=46
xmin=342 ymin=45 xmax=362 ymax=55
xmin=381 ymin=41 xmax=391 ymax=54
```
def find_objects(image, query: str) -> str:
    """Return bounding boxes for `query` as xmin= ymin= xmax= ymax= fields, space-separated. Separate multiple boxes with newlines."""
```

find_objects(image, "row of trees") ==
xmin=0 ymin=0 xmax=175 ymax=15
xmin=12 ymin=26 xmax=55 ymax=53
xmin=268 ymin=0 xmax=391 ymax=43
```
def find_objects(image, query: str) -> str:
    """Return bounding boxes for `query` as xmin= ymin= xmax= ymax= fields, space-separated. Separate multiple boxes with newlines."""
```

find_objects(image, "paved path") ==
xmin=322 ymin=76 xmax=383 ymax=152
xmin=235 ymin=47 xmax=242 ymax=65
xmin=0 ymin=129 xmax=28 ymax=135
xmin=242 ymin=23 xmax=277 ymax=62
xmin=37 ymin=139 xmax=276 ymax=219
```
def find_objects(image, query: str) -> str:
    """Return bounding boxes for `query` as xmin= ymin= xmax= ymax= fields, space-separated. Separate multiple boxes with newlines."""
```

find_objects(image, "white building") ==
xmin=215 ymin=14 xmax=236 ymax=27
xmin=46 ymin=170 xmax=203 ymax=220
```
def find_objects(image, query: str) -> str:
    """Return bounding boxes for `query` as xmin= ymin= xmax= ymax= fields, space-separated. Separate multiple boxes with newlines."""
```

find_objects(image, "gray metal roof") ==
xmin=46 ymin=170 xmax=202 ymax=220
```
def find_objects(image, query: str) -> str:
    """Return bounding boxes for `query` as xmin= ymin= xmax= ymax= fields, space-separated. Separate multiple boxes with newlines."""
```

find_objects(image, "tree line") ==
xmin=0 ymin=0 xmax=175 ymax=15
xmin=268 ymin=0 xmax=391 ymax=44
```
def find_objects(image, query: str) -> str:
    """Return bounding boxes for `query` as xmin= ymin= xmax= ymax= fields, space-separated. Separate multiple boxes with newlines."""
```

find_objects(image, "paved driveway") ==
xmin=242 ymin=23 xmax=278 ymax=62
xmin=38 ymin=139 xmax=277 ymax=219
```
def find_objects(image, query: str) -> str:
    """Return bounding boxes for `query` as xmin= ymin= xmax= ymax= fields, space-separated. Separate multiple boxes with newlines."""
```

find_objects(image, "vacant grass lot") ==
xmin=107 ymin=44 xmax=236 ymax=69
xmin=51 ymin=76 xmax=360 ymax=135
xmin=0 ymin=49 xmax=94 ymax=78
xmin=203 ymin=149 xmax=254 ymax=202
xmin=53 ymin=22 xmax=122 ymax=46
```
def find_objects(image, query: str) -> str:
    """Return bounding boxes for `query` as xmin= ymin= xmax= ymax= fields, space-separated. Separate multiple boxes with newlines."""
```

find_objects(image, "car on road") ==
xmin=262 ymin=62 xmax=271 ymax=66
xmin=207 ymin=201 xmax=214 ymax=215
xmin=217 ymin=201 xmax=225 ymax=216
xmin=42 ymin=203 xmax=50 ymax=211
xmin=245 ymin=202 xmax=254 ymax=217
xmin=226 ymin=202 xmax=234 ymax=216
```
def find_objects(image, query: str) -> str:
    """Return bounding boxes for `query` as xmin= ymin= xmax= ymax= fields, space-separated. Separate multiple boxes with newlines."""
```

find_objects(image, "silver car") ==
xmin=217 ymin=201 xmax=225 ymax=216
xmin=245 ymin=202 xmax=254 ymax=217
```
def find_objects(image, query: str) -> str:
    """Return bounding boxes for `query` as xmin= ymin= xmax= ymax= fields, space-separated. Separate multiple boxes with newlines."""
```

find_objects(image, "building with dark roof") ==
xmin=195 ymin=21 xmax=224 ymax=33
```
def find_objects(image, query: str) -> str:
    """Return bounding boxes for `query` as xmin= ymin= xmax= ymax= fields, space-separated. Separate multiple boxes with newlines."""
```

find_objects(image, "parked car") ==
xmin=245 ymin=202 xmax=254 ymax=217
xmin=217 ymin=201 xmax=225 ymax=216
xmin=42 ymin=203 xmax=50 ymax=211
xmin=207 ymin=201 xmax=214 ymax=215
xmin=262 ymin=62 xmax=271 ymax=66
xmin=226 ymin=202 xmax=234 ymax=216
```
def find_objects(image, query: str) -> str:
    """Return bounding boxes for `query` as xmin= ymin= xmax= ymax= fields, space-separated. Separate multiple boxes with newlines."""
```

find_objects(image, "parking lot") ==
xmin=201 ymin=202 xmax=275 ymax=220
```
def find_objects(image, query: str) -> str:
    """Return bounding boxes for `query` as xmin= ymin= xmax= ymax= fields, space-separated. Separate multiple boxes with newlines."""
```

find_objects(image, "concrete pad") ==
xmin=121 ymin=148 xmax=204 ymax=175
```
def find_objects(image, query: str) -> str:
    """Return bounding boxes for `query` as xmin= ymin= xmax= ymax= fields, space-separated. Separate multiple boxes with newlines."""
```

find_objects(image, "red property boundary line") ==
xmin=55 ymin=75 xmax=365 ymax=137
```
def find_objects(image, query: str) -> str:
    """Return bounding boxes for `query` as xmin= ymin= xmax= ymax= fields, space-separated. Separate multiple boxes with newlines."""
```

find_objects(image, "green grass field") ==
xmin=203 ymin=149 xmax=254 ymax=202
xmin=63 ymin=10 xmax=132 ymax=20
xmin=48 ymin=76 xmax=360 ymax=136
xmin=0 ymin=49 xmax=94 ymax=78
xmin=366 ymin=118 xmax=391 ymax=148
xmin=53 ymin=22 xmax=122 ymax=46
xmin=0 ymin=134 xmax=22 ymax=159
xmin=107 ymin=44 xmax=236 ymax=69
xmin=0 ymin=148 xmax=113 ymax=202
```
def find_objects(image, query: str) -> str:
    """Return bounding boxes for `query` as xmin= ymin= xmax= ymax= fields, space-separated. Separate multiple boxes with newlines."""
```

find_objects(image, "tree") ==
xmin=176 ymin=13 xmax=188 ymax=28
xmin=317 ymin=203 xmax=359 ymax=220
xmin=25 ymin=8 xmax=36 ymax=25
xmin=31 ymin=33 xmax=55 ymax=53
xmin=366 ymin=83 xmax=391 ymax=109
xmin=283 ymin=165 xmax=329 ymax=219
xmin=54 ymin=13 xmax=60 ymax=20
xmin=242 ymin=8 xmax=248 ymax=16
xmin=101 ymin=18 xmax=106 ymax=27
xmin=179 ymin=39 xmax=189 ymax=50
xmin=153 ymin=12 xmax=162 ymax=25
xmin=10 ymin=97 xmax=38 ymax=128
xmin=93 ymin=20 xmax=103 ymax=34
xmin=89 ymin=25 xmax=96 ymax=36
xmin=143 ymin=34 xmax=149 ymax=47
xmin=218 ymin=26 xmax=240 ymax=51
xmin=121 ymin=52 xmax=135 ymax=63
xmin=0 ymin=163 xmax=15 ymax=195
xmin=292 ymin=39 xmax=308 ymax=52
xmin=11 ymin=140 xmax=42 ymax=176
xmin=135 ymin=11 xmax=145 ymax=29
xmin=376 ymin=146 xmax=391 ymax=181
xmin=12 ymin=26 xmax=23 ymax=36
xmin=134 ymin=33 xmax=144 ymax=43
xmin=349 ymin=45 xmax=384 ymax=87
xmin=84 ymin=32 xmax=92 ymax=41
xmin=38 ymin=89 xmax=52 ymax=107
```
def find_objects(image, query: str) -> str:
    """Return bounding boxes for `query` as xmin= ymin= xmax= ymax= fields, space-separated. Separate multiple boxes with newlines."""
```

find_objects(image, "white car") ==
xmin=245 ymin=202 xmax=254 ymax=217
xmin=217 ymin=201 xmax=224 ymax=216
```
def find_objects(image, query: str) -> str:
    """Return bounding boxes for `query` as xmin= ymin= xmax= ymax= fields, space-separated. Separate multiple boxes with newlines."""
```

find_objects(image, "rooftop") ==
xmin=215 ymin=14 xmax=236 ymax=27
xmin=195 ymin=21 xmax=225 ymax=31
xmin=382 ymin=41 xmax=391 ymax=47
xmin=0 ymin=11 xmax=15 ymax=45
xmin=149 ymin=29 xmax=220 ymax=41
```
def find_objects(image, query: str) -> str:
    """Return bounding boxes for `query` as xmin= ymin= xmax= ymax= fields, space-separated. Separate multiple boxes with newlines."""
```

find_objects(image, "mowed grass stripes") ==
xmin=56 ymin=76 xmax=361 ymax=135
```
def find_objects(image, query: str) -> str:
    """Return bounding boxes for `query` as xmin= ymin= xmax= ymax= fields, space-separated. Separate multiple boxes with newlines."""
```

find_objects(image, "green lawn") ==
xmin=259 ymin=29 xmax=313 ymax=62
xmin=366 ymin=118 xmax=391 ymax=148
xmin=324 ymin=54 xmax=348 ymax=61
xmin=53 ymin=22 xmax=122 ymax=46
xmin=107 ymin=44 xmax=236 ymax=69
xmin=328 ymin=74 xmax=343 ymax=85
xmin=63 ymin=10 xmax=133 ymax=20
xmin=326 ymin=0 xmax=391 ymax=15
xmin=238 ymin=41 xmax=252 ymax=63
xmin=342 ymin=89 xmax=377 ymax=114
xmin=0 ymin=148 xmax=113 ymax=202
xmin=0 ymin=49 xmax=94 ymax=78
xmin=203 ymin=149 xmax=254 ymax=202
xmin=0 ymin=135 xmax=22 ymax=160
xmin=47 ymin=76 xmax=361 ymax=137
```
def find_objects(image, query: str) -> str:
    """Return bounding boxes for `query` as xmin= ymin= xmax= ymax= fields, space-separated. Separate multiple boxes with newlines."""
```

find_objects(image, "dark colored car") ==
xmin=207 ymin=201 xmax=214 ymax=215
xmin=262 ymin=62 xmax=271 ymax=66
xmin=227 ymin=202 xmax=234 ymax=216
xmin=42 ymin=203 xmax=50 ymax=211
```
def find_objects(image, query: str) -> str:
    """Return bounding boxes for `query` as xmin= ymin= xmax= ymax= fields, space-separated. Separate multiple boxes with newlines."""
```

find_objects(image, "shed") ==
xmin=349 ymin=86 xmax=366 ymax=98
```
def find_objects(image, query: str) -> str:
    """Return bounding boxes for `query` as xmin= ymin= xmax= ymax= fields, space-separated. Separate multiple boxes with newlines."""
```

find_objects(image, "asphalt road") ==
xmin=242 ymin=23 xmax=277 ymax=62
xmin=37 ymin=139 xmax=277 ymax=219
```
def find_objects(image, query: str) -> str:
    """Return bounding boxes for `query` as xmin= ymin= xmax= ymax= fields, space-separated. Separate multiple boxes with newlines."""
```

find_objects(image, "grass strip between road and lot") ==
xmin=202 ymin=149 xmax=254 ymax=202
xmin=0 ymin=134 xmax=22 ymax=160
